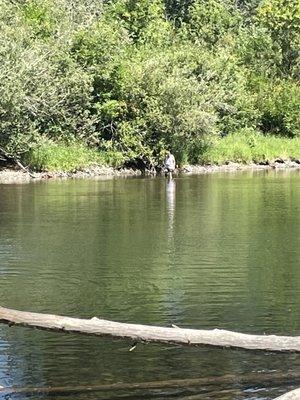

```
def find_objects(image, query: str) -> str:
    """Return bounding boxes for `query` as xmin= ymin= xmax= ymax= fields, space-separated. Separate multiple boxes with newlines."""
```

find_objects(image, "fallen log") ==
xmin=274 ymin=389 xmax=300 ymax=399
xmin=0 ymin=306 xmax=299 ymax=352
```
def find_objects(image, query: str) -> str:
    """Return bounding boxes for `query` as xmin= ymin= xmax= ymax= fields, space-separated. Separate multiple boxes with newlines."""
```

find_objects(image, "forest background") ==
xmin=0 ymin=0 xmax=299 ymax=171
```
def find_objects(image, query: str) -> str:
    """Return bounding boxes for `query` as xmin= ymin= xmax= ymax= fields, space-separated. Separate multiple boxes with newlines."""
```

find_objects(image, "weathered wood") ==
xmin=274 ymin=389 xmax=300 ymax=399
xmin=0 ymin=372 xmax=299 ymax=396
xmin=0 ymin=306 xmax=299 ymax=352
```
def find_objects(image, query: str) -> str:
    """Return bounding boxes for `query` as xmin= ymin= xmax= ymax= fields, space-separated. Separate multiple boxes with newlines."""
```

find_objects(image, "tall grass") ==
xmin=24 ymin=141 xmax=108 ymax=172
xmin=200 ymin=131 xmax=300 ymax=165
xmin=23 ymin=132 xmax=300 ymax=172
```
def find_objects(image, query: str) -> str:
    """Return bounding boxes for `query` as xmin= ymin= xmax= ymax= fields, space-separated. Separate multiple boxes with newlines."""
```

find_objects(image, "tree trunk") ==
xmin=0 ymin=306 xmax=299 ymax=352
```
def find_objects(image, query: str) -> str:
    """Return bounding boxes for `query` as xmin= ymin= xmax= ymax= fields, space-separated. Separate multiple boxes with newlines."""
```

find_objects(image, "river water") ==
xmin=0 ymin=170 xmax=299 ymax=399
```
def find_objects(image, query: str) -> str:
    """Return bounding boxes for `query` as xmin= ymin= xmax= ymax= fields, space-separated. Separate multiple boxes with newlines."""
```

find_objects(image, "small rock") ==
xmin=258 ymin=160 xmax=269 ymax=166
xmin=274 ymin=158 xmax=285 ymax=164
xmin=291 ymin=158 xmax=300 ymax=164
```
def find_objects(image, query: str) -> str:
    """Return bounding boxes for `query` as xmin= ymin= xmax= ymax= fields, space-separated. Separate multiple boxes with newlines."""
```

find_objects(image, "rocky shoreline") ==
xmin=0 ymin=166 xmax=142 ymax=184
xmin=1 ymin=159 xmax=300 ymax=184
xmin=182 ymin=159 xmax=300 ymax=174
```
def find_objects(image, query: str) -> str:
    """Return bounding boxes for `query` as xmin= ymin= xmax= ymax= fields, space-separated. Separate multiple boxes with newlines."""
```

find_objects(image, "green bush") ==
xmin=0 ymin=0 xmax=96 ymax=156
xmin=187 ymin=0 xmax=241 ymax=46
xmin=257 ymin=80 xmax=300 ymax=138
xmin=257 ymin=0 xmax=300 ymax=75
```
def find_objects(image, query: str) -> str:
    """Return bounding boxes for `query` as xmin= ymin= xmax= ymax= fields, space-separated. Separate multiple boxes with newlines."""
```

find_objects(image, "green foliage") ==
xmin=187 ymin=0 xmax=241 ymax=46
xmin=0 ymin=0 xmax=97 ymax=157
xmin=72 ymin=19 xmax=130 ymax=68
xmin=257 ymin=0 xmax=300 ymax=74
xmin=164 ymin=0 xmax=194 ymax=23
xmin=201 ymin=130 xmax=300 ymax=165
xmin=235 ymin=25 xmax=281 ymax=77
xmin=0 ymin=0 xmax=299 ymax=170
xmin=115 ymin=47 xmax=219 ymax=160
xmin=107 ymin=0 xmax=165 ymax=42
xmin=257 ymin=80 xmax=300 ymax=137
xmin=22 ymin=0 xmax=57 ymax=39
xmin=24 ymin=140 xmax=107 ymax=172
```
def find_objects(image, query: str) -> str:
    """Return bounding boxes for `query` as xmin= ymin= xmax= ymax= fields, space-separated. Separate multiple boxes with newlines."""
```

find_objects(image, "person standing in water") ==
xmin=164 ymin=151 xmax=176 ymax=178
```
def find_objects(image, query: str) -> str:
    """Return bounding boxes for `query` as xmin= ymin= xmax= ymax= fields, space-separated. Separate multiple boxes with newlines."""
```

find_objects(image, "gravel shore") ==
xmin=0 ymin=166 xmax=141 ymax=184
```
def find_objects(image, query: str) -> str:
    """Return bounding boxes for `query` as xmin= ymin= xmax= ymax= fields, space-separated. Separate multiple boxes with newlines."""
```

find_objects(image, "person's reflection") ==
xmin=166 ymin=178 xmax=176 ymax=239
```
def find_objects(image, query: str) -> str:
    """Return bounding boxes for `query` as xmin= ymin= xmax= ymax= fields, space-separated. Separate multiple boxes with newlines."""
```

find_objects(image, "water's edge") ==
xmin=1 ymin=160 xmax=300 ymax=184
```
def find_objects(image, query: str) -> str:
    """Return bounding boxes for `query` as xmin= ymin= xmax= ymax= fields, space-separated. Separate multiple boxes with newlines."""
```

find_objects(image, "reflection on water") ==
xmin=166 ymin=178 xmax=176 ymax=239
xmin=0 ymin=171 xmax=299 ymax=399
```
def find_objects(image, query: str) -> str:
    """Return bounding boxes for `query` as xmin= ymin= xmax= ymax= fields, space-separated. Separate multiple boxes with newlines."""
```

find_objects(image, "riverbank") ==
xmin=0 ymin=166 xmax=142 ymax=184
xmin=1 ymin=159 xmax=300 ymax=184
xmin=183 ymin=159 xmax=300 ymax=174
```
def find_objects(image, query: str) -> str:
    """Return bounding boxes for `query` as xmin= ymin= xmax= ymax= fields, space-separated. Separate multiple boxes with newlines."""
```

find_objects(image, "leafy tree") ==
xmin=257 ymin=0 xmax=300 ymax=74
xmin=187 ymin=0 xmax=242 ymax=46
xmin=235 ymin=0 xmax=262 ymax=18
xmin=0 ymin=0 xmax=95 ymax=155
xmin=235 ymin=25 xmax=282 ymax=77
xmin=106 ymin=0 xmax=165 ymax=42
xmin=164 ymin=0 xmax=194 ymax=23
xmin=257 ymin=80 xmax=300 ymax=137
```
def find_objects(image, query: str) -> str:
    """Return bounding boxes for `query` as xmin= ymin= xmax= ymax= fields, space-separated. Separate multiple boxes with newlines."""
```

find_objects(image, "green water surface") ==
xmin=0 ymin=170 xmax=299 ymax=399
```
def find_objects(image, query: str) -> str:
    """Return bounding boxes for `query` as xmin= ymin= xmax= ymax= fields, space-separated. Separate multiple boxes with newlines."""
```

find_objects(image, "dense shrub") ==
xmin=187 ymin=0 xmax=241 ymax=46
xmin=257 ymin=80 xmax=300 ymax=138
xmin=257 ymin=0 xmax=300 ymax=75
xmin=0 ymin=0 xmax=97 ymax=156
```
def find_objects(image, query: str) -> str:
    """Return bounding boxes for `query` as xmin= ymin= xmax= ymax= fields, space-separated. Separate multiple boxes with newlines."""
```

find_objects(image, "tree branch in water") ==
xmin=0 ymin=371 xmax=299 ymax=397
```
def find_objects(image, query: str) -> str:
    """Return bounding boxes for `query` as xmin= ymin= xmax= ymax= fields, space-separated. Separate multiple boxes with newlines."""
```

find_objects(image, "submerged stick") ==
xmin=0 ymin=371 xmax=299 ymax=396
xmin=0 ymin=306 xmax=299 ymax=352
